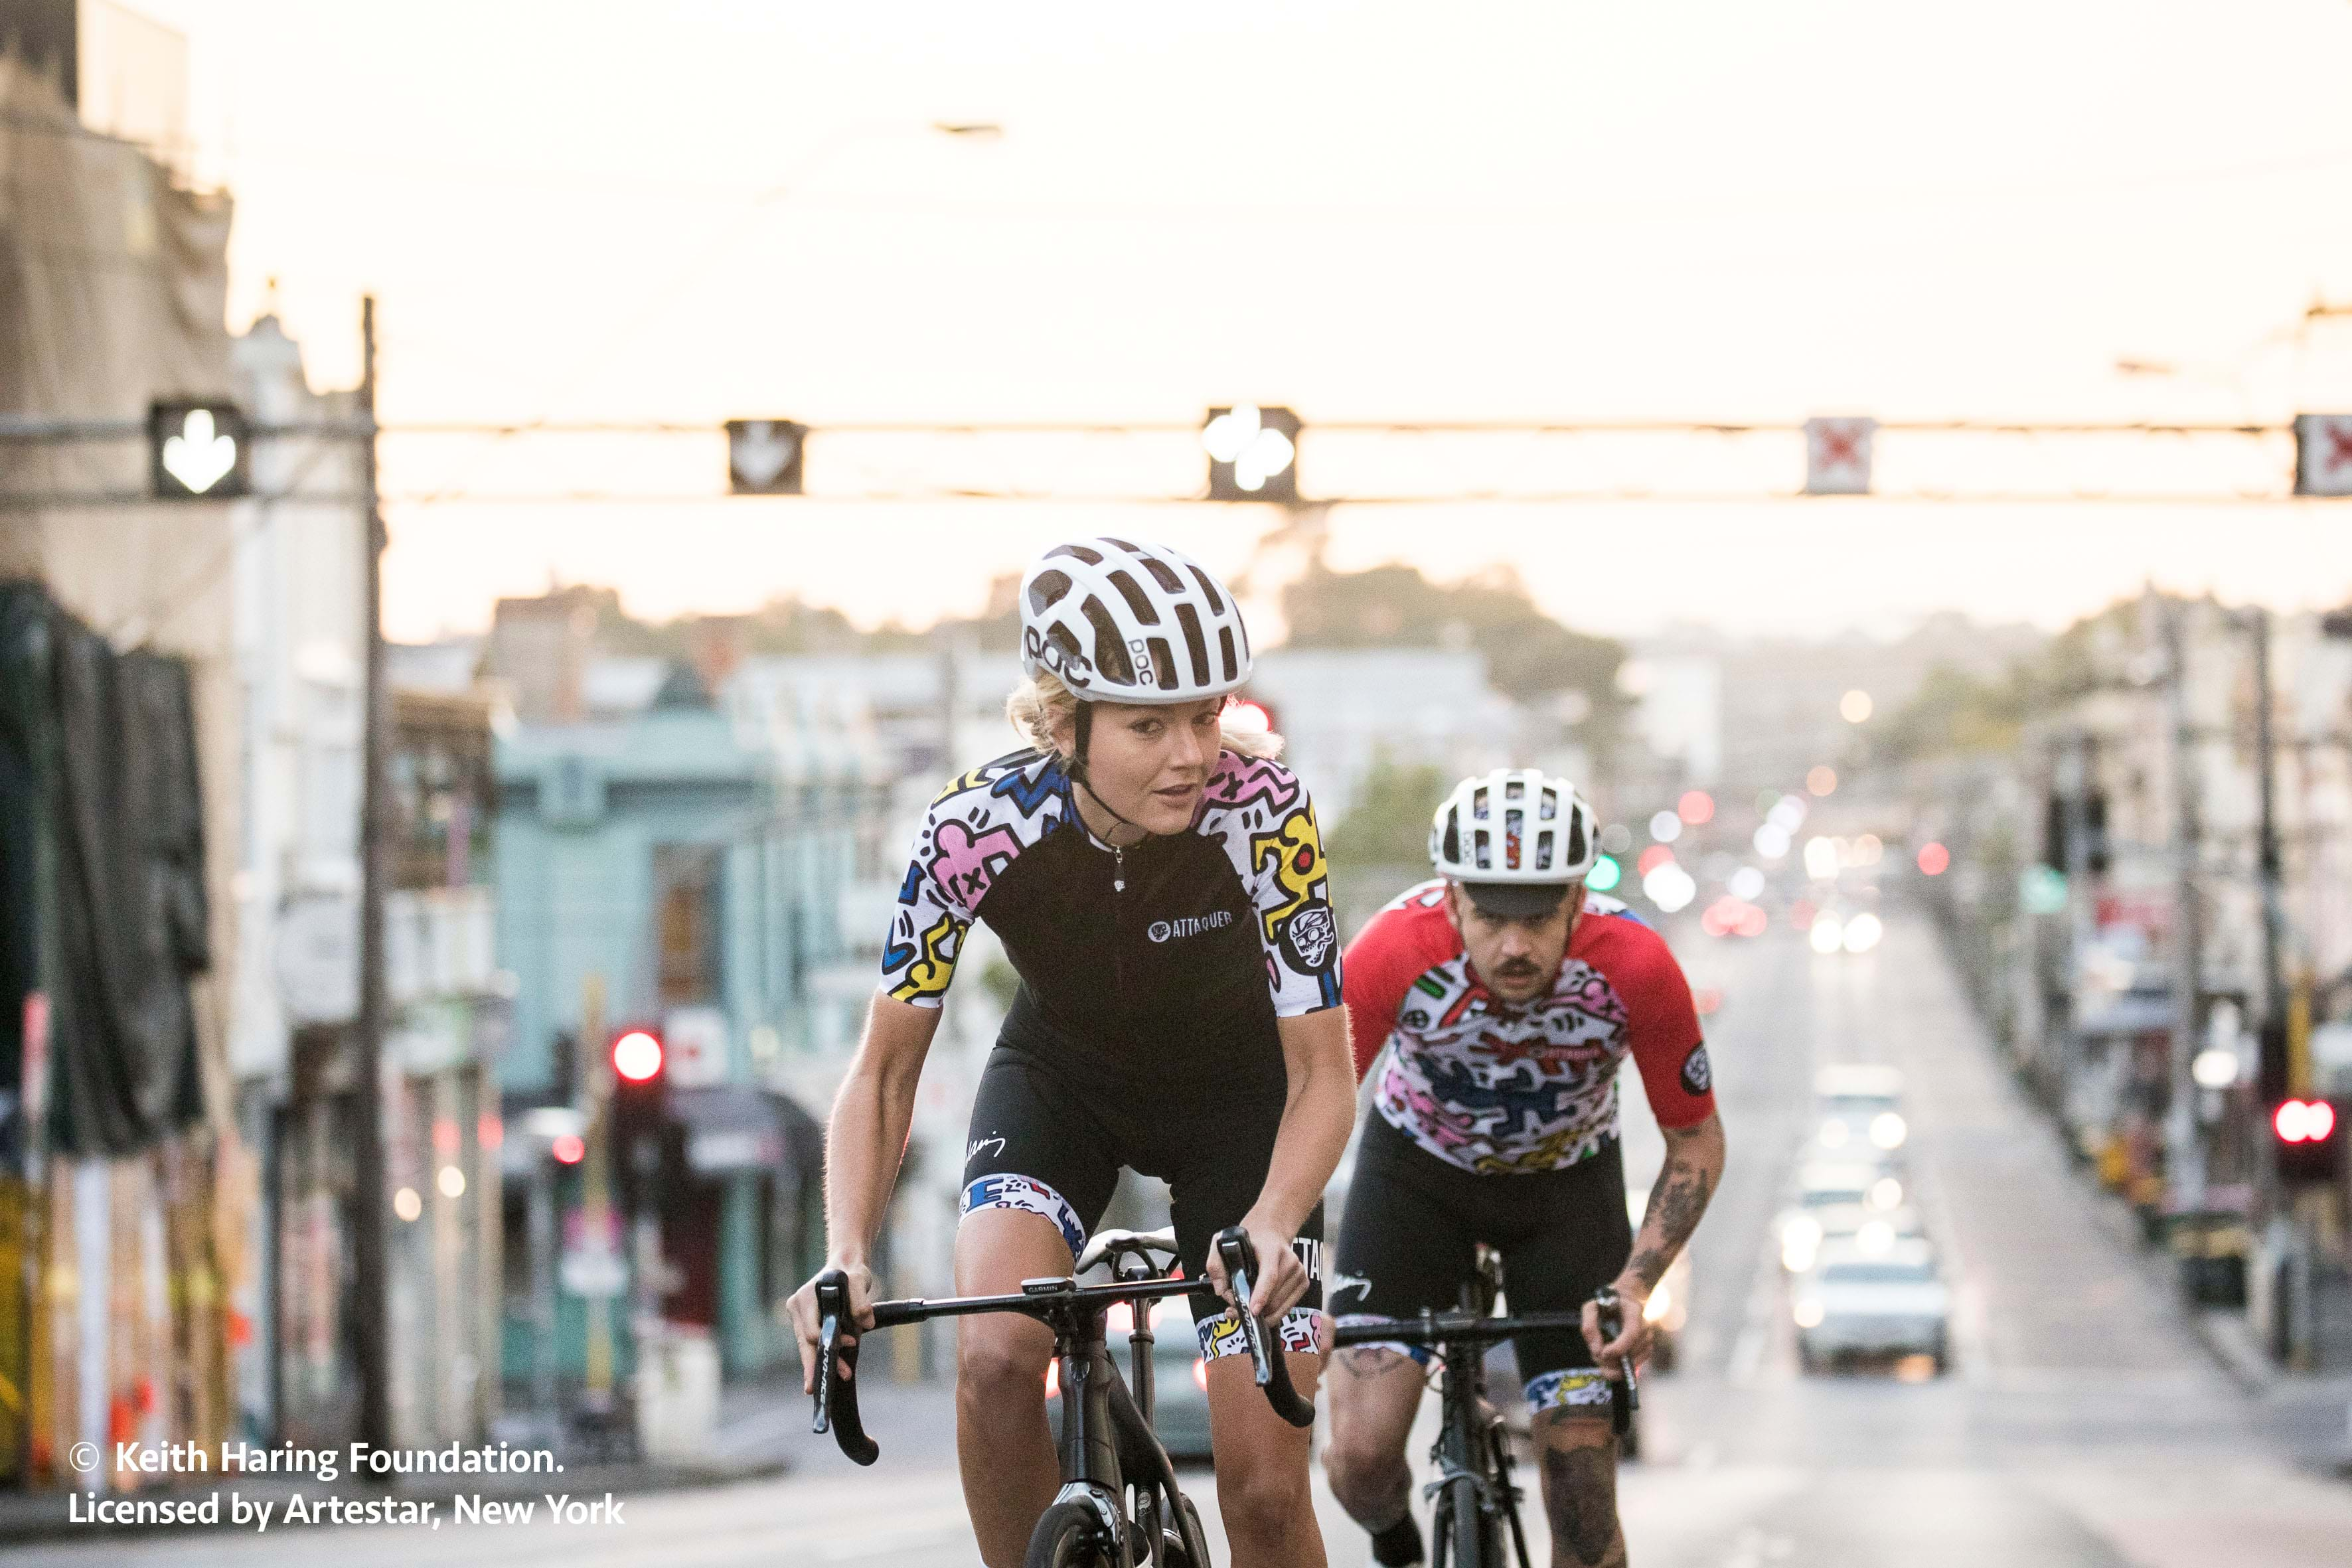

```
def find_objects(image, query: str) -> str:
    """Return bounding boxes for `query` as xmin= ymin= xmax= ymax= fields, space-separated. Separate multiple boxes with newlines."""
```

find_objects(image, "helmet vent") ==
xmin=1106 ymin=570 xmax=1160 ymax=625
xmin=1175 ymin=603 xmax=1211 ymax=686
xmin=1028 ymin=570 xmax=1073 ymax=614
xmin=1081 ymin=597 xmax=1135 ymax=684
xmin=1146 ymin=637 xmax=1178 ymax=691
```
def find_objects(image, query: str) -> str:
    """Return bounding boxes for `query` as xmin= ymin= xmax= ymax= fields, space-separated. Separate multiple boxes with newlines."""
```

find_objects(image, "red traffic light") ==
xmin=2274 ymin=1099 xmax=2337 ymax=1144
xmin=612 ymin=1029 xmax=664 ymax=1083
xmin=1225 ymin=698 xmax=1275 ymax=737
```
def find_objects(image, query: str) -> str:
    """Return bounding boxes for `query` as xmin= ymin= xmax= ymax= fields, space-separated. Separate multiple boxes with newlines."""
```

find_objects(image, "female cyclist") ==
xmin=787 ymin=536 xmax=1355 ymax=1568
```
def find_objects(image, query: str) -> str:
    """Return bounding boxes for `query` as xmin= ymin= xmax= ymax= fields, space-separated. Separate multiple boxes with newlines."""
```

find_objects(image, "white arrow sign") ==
xmin=727 ymin=419 xmax=805 ymax=493
xmin=162 ymin=408 xmax=238 ymax=493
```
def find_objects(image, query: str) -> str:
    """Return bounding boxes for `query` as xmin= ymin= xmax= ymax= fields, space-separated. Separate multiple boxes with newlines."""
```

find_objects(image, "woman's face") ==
xmin=1065 ymin=697 xmax=1225 ymax=836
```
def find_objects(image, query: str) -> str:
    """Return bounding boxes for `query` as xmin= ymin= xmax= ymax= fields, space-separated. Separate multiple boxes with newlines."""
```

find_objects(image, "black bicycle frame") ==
xmin=813 ymin=1230 xmax=1310 ymax=1565
xmin=1328 ymin=1293 xmax=1638 ymax=1568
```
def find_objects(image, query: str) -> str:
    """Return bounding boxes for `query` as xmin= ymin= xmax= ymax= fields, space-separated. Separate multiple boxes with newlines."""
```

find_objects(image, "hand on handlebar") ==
xmin=787 ymin=1259 xmax=878 ymax=1395
xmin=1203 ymin=1213 xmax=1307 ymax=1321
xmin=1581 ymin=1281 xmax=1650 ymax=1381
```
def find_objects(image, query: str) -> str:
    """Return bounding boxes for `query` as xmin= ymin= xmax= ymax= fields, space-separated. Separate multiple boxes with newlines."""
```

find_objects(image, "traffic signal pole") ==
xmin=580 ymin=975 xmax=617 ymax=1408
xmin=353 ymin=295 xmax=394 ymax=1457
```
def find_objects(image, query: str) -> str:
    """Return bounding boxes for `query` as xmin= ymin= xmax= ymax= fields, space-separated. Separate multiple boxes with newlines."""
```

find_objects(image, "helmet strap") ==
xmin=1067 ymin=702 xmax=1148 ymax=842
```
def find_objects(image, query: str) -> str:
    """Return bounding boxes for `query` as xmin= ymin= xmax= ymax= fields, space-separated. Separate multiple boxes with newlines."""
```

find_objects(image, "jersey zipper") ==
xmin=1111 ymin=842 xmax=1131 ymax=998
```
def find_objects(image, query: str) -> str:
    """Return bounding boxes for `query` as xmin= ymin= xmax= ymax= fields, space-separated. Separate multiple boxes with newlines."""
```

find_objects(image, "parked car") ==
xmin=1046 ymin=1295 xmax=1214 ymax=1462
xmin=1792 ymin=1238 xmax=1950 ymax=1372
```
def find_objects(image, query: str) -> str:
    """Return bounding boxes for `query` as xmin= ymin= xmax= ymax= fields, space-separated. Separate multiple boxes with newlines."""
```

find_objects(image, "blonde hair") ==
xmin=1006 ymin=670 xmax=1283 ymax=762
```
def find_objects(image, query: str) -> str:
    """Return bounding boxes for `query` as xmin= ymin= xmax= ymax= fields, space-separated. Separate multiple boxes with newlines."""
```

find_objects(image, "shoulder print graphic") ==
xmin=882 ymin=750 xmax=1075 ymax=1006
xmin=1196 ymin=752 xmax=1344 ymax=1014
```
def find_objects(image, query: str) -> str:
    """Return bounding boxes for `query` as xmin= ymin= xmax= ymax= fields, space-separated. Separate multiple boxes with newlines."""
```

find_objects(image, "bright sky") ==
xmin=139 ymin=0 xmax=2352 ymax=642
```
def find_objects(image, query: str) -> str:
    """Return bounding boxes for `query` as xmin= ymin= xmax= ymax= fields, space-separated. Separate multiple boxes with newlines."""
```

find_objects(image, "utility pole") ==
xmin=2162 ymin=600 xmax=2207 ymax=1209
xmin=2245 ymin=607 xmax=2311 ymax=1364
xmin=353 ymin=295 xmax=394 ymax=1455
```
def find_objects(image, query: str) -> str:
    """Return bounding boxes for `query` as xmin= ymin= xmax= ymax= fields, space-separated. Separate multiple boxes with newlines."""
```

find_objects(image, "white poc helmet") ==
xmin=1430 ymin=769 xmax=1601 ymax=909
xmin=1018 ymin=537 xmax=1253 ymax=704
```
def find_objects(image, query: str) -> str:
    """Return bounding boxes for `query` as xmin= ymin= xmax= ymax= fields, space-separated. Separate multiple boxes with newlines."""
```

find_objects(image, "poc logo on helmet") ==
xmin=1148 ymin=911 xmax=1233 ymax=943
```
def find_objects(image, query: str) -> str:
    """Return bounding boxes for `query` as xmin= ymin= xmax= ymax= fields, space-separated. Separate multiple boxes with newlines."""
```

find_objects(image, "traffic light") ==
xmin=1203 ymin=404 xmax=1300 ymax=502
xmin=608 ymin=1028 xmax=670 ymax=1219
xmin=2273 ymin=1097 xmax=2342 ymax=1188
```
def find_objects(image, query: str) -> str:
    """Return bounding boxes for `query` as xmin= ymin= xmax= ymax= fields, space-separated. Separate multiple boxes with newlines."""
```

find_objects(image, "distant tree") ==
xmin=1279 ymin=559 xmax=1628 ymax=766
xmin=1330 ymin=753 xmax=1450 ymax=866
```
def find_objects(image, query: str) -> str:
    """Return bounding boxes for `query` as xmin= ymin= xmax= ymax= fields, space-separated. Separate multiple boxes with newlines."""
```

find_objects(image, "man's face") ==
xmin=1445 ymin=882 xmax=1586 ymax=1005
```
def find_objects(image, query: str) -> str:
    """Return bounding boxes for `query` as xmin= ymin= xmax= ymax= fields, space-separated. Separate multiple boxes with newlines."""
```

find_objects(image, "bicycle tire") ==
xmin=1445 ymin=1474 xmax=1496 ymax=1567
xmin=1024 ymin=1498 xmax=1119 ymax=1568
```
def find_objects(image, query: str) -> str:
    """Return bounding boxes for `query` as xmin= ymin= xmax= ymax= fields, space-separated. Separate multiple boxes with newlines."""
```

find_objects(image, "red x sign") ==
xmin=2298 ymin=415 xmax=2352 ymax=497
xmin=1804 ymin=417 xmax=1876 ymax=495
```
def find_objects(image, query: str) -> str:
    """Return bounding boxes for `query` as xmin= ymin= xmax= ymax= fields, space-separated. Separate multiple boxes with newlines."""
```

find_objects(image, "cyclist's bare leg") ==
xmin=1204 ymin=1348 xmax=1328 ymax=1568
xmin=1531 ymin=1409 xmax=1624 ymax=1568
xmin=953 ymin=1209 xmax=1072 ymax=1568
xmin=1322 ymin=1346 xmax=1425 ymax=1535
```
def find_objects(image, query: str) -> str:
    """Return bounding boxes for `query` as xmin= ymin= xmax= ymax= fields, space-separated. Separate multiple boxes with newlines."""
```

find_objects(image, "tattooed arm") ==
xmin=1584 ymin=1111 xmax=1725 ymax=1373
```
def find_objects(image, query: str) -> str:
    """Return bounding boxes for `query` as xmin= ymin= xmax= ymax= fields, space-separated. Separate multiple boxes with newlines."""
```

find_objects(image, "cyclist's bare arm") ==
xmin=1587 ymin=1111 xmax=1725 ymax=1369
xmin=785 ymin=993 xmax=943 ymax=1390
xmin=1204 ymin=1006 xmax=1356 ymax=1320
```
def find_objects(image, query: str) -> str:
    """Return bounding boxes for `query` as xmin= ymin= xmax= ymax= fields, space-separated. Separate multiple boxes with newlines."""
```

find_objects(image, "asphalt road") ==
xmin=18 ymin=911 xmax=2351 ymax=1565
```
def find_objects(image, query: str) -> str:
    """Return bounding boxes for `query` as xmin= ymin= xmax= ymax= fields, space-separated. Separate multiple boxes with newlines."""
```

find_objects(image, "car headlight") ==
xmin=1793 ymin=1298 xmax=1824 ymax=1328
xmin=1855 ymin=1219 xmax=1895 ymax=1255
xmin=1870 ymin=1176 xmax=1903 ymax=1210
xmin=1781 ymin=1236 xmax=1818 ymax=1273
xmin=1870 ymin=1111 xmax=1907 ymax=1150
xmin=1782 ymin=1214 xmax=1823 ymax=1249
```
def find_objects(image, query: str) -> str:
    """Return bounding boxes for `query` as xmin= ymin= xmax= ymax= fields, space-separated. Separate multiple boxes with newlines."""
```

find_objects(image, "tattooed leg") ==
xmin=1535 ymin=1413 xmax=1624 ymax=1568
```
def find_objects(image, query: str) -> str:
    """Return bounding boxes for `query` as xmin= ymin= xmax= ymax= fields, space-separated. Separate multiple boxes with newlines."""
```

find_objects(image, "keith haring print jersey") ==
xmin=882 ymin=748 xmax=1341 ymax=1062
xmin=1344 ymin=881 xmax=1714 ymax=1175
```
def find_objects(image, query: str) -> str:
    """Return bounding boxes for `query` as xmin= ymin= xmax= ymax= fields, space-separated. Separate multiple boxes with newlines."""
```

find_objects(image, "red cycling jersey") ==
xmin=1344 ymin=880 xmax=1715 ymax=1175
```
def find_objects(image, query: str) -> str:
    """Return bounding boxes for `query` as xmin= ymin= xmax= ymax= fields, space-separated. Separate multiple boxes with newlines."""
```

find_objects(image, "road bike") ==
xmin=812 ymin=1225 xmax=1313 ymax=1567
xmin=1329 ymin=1251 xmax=1638 ymax=1568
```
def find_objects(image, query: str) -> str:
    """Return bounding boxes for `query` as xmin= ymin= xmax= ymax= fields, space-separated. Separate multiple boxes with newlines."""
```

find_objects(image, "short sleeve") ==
xmin=879 ymin=814 xmax=975 ymax=1008
xmin=1340 ymin=890 xmax=1452 ymax=1080
xmin=1244 ymin=787 xmax=1344 ymax=1016
xmin=1612 ymin=927 xmax=1714 ymax=1129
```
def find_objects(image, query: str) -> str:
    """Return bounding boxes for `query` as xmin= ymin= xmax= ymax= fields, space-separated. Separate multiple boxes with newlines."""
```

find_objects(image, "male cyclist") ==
xmin=785 ymin=537 xmax=1356 ymax=1568
xmin=1324 ymin=769 xmax=1726 ymax=1568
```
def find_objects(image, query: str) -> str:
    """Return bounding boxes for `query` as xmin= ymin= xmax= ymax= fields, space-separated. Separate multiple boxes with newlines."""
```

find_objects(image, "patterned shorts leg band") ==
xmin=1196 ymin=1304 xmax=1324 ymax=1362
xmin=1524 ymin=1368 xmax=1613 ymax=1415
xmin=960 ymin=1172 xmax=1089 ymax=1259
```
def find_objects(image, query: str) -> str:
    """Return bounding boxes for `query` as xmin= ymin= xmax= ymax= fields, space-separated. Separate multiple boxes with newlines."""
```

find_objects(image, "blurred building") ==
xmin=0 ymin=46 xmax=237 ymax=1489
xmin=489 ymin=624 xmax=878 ymax=1383
xmin=1914 ymin=591 xmax=2352 ymax=1380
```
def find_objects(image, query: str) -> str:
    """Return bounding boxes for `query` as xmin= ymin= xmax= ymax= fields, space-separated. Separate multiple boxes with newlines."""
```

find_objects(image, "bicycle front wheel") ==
xmin=1445 ymin=1474 xmax=1500 ymax=1568
xmin=1024 ymin=1497 xmax=1120 ymax=1568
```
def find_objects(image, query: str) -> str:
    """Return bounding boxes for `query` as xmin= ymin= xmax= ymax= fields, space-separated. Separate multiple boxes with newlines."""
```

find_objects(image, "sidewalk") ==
xmin=2042 ymin=1083 xmax=2352 ymax=1479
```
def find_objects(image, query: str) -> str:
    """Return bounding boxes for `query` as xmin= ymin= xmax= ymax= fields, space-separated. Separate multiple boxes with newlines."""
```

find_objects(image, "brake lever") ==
xmin=1593 ymin=1285 xmax=1638 ymax=1437
xmin=812 ymin=1269 xmax=880 ymax=1466
xmin=1213 ymin=1227 xmax=1315 ymax=1429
